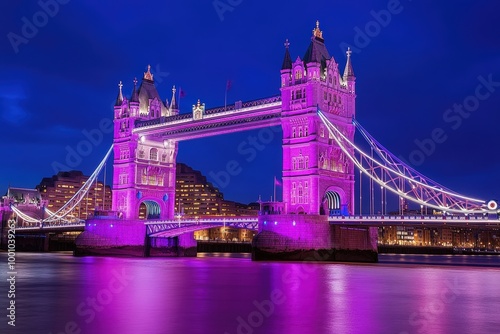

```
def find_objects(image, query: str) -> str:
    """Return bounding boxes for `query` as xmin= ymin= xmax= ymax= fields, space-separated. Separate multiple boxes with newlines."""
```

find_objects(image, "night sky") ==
xmin=1 ymin=0 xmax=499 ymax=210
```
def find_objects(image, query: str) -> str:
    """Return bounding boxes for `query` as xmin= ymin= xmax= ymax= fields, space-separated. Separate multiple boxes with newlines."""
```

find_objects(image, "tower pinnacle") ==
xmin=115 ymin=81 xmax=123 ymax=106
xmin=144 ymin=64 xmax=154 ymax=81
xmin=343 ymin=47 xmax=355 ymax=79
xmin=170 ymin=85 xmax=178 ymax=110
xmin=281 ymin=39 xmax=292 ymax=70
xmin=312 ymin=20 xmax=323 ymax=40
xmin=130 ymin=77 xmax=139 ymax=102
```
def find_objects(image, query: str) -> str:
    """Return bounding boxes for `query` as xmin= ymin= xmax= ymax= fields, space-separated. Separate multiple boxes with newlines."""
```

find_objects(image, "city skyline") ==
xmin=1 ymin=1 xmax=500 ymax=206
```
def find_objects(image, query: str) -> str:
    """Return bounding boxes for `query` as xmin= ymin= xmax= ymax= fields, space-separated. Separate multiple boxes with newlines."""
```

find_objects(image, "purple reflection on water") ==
xmin=2 ymin=253 xmax=499 ymax=334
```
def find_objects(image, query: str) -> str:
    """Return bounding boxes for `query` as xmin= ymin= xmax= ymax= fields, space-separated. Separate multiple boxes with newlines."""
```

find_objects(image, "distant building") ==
xmin=36 ymin=170 xmax=112 ymax=219
xmin=174 ymin=163 xmax=259 ymax=217
xmin=174 ymin=163 xmax=259 ymax=241
xmin=174 ymin=163 xmax=224 ymax=217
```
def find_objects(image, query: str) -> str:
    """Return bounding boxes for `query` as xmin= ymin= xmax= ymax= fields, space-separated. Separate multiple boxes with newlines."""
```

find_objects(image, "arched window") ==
xmin=295 ymin=70 xmax=302 ymax=80
xmin=292 ymin=158 xmax=296 ymax=170
xmin=298 ymin=127 xmax=303 ymax=137
xmin=150 ymin=148 xmax=158 ymax=161
xmin=304 ymin=182 xmax=309 ymax=204
xmin=298 ymin=184 xmax=303 ymax=204
xmin=292 ymin=127 xmax=296 ymax=138
xmin=305 ymin=156 xmax=309 ymax=169
xmin=298 ymin=154 xmax=304 ymax=169
xmin=304 ymin=126 xmax=308 ymax=137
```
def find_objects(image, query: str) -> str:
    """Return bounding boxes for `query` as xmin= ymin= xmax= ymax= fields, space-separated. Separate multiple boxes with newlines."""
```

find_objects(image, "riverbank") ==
xmin=378 ymin=245 xmax=500 ymax=255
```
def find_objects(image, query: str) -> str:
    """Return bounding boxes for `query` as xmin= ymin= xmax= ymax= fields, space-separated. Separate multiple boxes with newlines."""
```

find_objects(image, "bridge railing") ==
xmin=15 ymin=221 xmax=86 ymax=230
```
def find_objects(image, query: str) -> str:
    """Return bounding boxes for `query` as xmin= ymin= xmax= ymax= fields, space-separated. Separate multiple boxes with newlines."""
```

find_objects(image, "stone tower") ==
xmin=111 ymin=66 xmax=178 ymax=220
xmin=280 ymin=21 xmax=356 ymax=216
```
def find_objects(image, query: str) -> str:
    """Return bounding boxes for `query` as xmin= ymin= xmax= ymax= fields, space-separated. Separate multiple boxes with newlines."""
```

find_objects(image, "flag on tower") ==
xmin=179 ymin=87 xmax=186 ymax=98
xmin=273 ymin=176 xmax=281 ymax=202
xmin=274 ymin=177 xmax=282 ymax=186
xmin=226 ymin=80 xmax=232 ymax=91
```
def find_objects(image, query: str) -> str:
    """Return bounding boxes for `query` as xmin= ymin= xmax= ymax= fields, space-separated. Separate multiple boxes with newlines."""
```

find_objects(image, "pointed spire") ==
xmin=281 ymin=39 xmax=292 ymax=70
xmin=143 ymin=64 xmax=154 ymax=81
xmin=130 ymin=77 xmax=139 ymax=102
xmin=170 ymin=85 xmax=178 ymax=110
xmin=115 ymin=81 xmax=123 ymax=106
xmin=343 ymin=47 xmax=355 ymax=79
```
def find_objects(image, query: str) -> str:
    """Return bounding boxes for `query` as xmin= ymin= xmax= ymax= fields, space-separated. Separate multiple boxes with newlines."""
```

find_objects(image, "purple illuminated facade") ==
xmin=111 ymin=22 xmax=356 ymax=221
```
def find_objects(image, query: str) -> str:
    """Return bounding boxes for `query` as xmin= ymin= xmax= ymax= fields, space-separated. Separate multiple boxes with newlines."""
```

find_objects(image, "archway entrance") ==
xmin=324 ymin=191 xmax=345 ymax=216
xmin=138 ymin=200 xmax=161 ymax=220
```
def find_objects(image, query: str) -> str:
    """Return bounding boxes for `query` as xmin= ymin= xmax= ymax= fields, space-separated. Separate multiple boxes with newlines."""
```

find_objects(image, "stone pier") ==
xmin=252 ymin=214 xmax=378 ymax=262
xmin=75 ymin=218 xmax=197 ymax=257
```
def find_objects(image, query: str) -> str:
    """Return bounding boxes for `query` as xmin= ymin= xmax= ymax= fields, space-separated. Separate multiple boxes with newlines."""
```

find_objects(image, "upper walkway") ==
xmin=133 ymin=96 xmax=282 ymax=140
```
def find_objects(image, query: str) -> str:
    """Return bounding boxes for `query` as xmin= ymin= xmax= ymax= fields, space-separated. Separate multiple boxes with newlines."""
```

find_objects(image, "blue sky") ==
xmin=1 ymin=0 xmax=499 ymax=209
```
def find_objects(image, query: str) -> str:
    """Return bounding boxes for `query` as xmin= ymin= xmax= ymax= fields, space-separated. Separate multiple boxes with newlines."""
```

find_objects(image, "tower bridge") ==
xmin=5 ymin=21 xmax=499 ymax=261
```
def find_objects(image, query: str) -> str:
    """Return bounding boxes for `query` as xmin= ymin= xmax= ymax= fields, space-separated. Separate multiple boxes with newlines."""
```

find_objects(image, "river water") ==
xmin=1 ymin=252 xmax=499 ymax=334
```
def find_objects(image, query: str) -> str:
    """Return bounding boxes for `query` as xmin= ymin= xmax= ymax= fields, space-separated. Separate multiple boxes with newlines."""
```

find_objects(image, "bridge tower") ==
xmin=280 ymin=21 xmax=356 ymax=216
xmin=111 ymin=66 xmax=178 ymax=220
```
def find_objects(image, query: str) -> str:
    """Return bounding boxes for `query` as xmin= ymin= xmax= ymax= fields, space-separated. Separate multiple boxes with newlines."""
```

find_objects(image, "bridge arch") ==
xmin=138 ymin=199 xmax=162 ymax=220
xmin=322 ymin=187 xmax=348 ymax=216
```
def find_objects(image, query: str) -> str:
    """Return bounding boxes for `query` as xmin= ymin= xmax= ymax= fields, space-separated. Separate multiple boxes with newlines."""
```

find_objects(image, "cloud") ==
xmin=0 ymin=84 xmax=29 ymax=125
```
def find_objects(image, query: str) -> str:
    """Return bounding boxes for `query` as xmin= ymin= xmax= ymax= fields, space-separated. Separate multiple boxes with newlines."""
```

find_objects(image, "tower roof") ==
xmin=114 ymin=81 xmax=123 ymax=106
xmin=281 ymin=39 xmax=292 ymax=70
xmin=343 ymin=47 xmax=355 ymax=79
xmin=137 ymin=65 xmax=168 ymax=115
xmin=303 ymin=21 xmax=330 ymax=65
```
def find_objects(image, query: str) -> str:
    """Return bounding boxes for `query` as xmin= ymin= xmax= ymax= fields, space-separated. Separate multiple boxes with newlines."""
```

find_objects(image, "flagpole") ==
xmin=273 ymin=176 xmax=276 ymax=203
xmin=225 ymin=80 xmax=231 ymax=111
